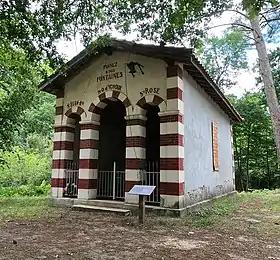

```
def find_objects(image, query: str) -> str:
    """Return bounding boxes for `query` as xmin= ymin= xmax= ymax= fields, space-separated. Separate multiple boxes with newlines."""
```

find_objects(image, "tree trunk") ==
xmin=250 ymin=16 xmax=280 ymax=162
xmin=265 ymin=132 xmax=270 ymax=189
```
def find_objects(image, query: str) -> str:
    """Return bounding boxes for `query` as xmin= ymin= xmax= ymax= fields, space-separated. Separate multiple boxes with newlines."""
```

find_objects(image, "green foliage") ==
xmin=16 ymin=93 xmax=56 ymax=143
xmin=228 ymin=92 xmax=280 ymax=191
xmin=1 ymin=1 xmax=64 ymax=68
xmin=0 ymin=42 xmax=40 ymax=150
xmin=0 ymin=39 xmax=55 ymax=153
xmin=242 ymin=0 xmax=280 ymax=18
xmin=87 ymin=34 xmax=115 ymax=54
xmin=197 ymin=29 xmax=248 ymax=89
xmin=0 ymin=147 xmax=52 ymax=187
xmin=0 ymin=182 xmax=51 ymax=197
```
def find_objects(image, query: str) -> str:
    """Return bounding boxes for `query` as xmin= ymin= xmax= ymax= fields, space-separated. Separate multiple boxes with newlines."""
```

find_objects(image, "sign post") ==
xmin=139 ymin=195 xmax=145 ymax=224
xmin=128 ymin=185 xmax=156 ymax=224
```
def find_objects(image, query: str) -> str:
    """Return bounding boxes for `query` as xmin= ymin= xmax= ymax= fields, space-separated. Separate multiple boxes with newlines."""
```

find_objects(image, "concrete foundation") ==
xmin=50 ymin=190 xmax=237 ymax=217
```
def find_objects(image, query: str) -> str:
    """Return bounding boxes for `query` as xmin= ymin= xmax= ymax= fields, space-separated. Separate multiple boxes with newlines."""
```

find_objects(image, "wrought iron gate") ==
xmin=141 ymin=161 xmax=160 ymax=204
xmin=97 ymin=162 xmax=125 ymax=200
xmin=63 ymin=161 xmax=79 ymax=198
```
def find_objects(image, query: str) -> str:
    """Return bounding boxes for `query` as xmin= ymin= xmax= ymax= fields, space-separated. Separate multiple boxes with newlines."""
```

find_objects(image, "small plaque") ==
xmin=128 ymin=185 xmax=156 ymax=196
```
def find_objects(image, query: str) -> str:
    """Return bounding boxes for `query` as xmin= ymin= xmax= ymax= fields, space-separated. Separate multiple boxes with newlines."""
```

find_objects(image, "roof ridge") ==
xmin=39 ymin=39 xmax=242 ymax=123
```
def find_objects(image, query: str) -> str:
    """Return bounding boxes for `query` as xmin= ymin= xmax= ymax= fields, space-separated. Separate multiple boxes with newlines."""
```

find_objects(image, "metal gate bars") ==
xmin=140 ymin=170 xmax=160 ymax=205
xmin=63 ymin=161 xmax=79 ymax=198
xmin=97 ymin=162 xmax=125 ymax=200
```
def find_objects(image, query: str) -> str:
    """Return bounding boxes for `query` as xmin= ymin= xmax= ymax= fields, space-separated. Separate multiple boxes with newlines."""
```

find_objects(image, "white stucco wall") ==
xmin=62 ymin=51 xmax=166 ymax=120
xmin=183 ymin=72 xmax=234 ymax=205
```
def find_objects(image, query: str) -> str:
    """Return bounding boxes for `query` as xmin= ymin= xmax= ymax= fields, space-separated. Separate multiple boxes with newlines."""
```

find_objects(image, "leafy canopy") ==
xmin=197 ymin=29 xmax=248 ymax=89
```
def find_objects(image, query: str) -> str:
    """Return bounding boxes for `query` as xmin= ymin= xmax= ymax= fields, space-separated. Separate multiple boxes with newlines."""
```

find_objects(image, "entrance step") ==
xmin=72 ymin=204 xmax=131 ymax=216
xmin=77 ymin=199 xmax=126 ymax=209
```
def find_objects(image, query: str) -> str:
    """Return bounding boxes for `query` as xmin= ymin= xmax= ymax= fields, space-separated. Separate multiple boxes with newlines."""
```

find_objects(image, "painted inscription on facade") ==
xmin=67 ymin=100 xmax=84 ymax=109
xmin=140 ymin=88 xmax=160 ymax=97
xmin=96 ymin=62 xmax=123 ymax=83
xmin=97 ymin=84 xmax=123 ymax=95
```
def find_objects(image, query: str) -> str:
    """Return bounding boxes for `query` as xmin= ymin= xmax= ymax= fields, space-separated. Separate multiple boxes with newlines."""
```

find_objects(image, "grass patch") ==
xmin=183 ymin=190 xmax=280 ymax=231
xmin=133 ymin=190 xmax=280 ymax=232
xmin=0 ymin=196 xmax=53 ymax=221
xmin=184 ymin=194 xmax=244 ymax=228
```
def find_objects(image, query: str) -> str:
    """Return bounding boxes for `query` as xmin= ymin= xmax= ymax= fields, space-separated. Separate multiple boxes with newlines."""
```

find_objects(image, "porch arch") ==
xmin=88 ymin=91 xmax=132 ymax=121
xmin=86 ymin=91 xmax=131 ymax=200
xmin=134 ymin=94 xmax=165 ymax=204
xmin=65 ymin=106 xmax=86 ymax=124
xmin=136 ymin=94 xmax=166 ymax=115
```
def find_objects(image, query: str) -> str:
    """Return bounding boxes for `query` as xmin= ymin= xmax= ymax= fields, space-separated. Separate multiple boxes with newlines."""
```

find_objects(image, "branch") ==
xmin=261 ymin=5 xmax=280 ymax=15
xmin=209 ymin=23 xmax=254 ymax=32
xmin=225 ymin=9 xmax=249 ymax=19
xmin=260 ymin=14 xmax=275 ymax=31
xmin=265 ymin=17 xmax=280 ymax=23
xmin=215 ymin=62 xmax=230 ymax=86
xmin=242 ymin=34 xmax=258 ymax=42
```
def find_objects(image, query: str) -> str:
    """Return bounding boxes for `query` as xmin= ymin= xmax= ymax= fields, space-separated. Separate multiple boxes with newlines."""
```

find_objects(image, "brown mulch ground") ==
xmin=0 ymin=208 xmax=280 ymax=260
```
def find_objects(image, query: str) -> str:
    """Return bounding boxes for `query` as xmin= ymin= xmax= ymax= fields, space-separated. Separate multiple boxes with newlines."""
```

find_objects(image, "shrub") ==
xmin=0 ymin=147 xmax=51 ymax=187
xmin=0 ymin=182 xmax=51 ymax=197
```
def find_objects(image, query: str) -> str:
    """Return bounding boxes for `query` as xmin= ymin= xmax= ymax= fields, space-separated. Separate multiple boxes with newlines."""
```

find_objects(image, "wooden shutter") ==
xmin=212 ymin=122 xmax=219 ymax=171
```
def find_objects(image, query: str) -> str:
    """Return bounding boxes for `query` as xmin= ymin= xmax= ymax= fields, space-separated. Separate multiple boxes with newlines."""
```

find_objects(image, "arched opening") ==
xmin=64 ymin=113 xmax=81 ymax=198
xmin=70 ymin=114 xmax=81 ymax=169
xmin=145 ymin=104 xmax=160 ymax=204
xmin=97 ymin=99 xmax=126 ymax=200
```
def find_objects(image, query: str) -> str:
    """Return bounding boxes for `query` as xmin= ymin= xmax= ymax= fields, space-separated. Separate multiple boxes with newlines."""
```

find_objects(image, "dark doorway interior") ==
xmin=145 ymin=104 xmax=160 ymax=204
xmin=69 ymin=114 xmax=81 ymax=169
xmin=97 ymin=99 xmax=126 ymax=200
xmin=64 ymin=113 xmax=80 ymax=198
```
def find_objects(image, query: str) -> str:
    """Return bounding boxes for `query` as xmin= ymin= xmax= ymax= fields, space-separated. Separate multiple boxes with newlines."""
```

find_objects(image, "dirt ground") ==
xmin=1 ymin=197 xmax=280 ymax=259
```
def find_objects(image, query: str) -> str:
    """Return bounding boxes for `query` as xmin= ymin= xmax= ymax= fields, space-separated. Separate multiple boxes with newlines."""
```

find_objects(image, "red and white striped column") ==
xmin=51 ymin=93 xmax=75 ymax=198
xmin=124 ymin=115 xmax=146 ymax=204
xmin=159 ymin=64 xmax=185 ymax=208
xmin=78 ymin=122 xmax=99 ymax=200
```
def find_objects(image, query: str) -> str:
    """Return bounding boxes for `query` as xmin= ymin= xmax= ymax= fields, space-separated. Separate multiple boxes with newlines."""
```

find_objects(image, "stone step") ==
xmin=77 ymin=199 xmax=126 ymax=209
xmin=72 ymin=204 xmax=131 ymax=216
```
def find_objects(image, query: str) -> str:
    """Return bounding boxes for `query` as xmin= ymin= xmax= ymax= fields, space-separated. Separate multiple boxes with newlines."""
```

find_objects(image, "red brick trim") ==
xmin=52 ymin=159 xmax=71 ymax=169
xmin=136 ymin=95 xmax=164 ymax=110
xmin=51 ymin=178 xmax=65 ymax=188
xmin=88 ymin=95 xmax=132 ymax=115
xmin=56 ymin=106 xmax=63 ymax=115
xmin=167 ymin=65 xmax=183 ymax=78
xmin=160 ymin=158 xmax=184 ymax=170
xmin=167 ymin=87 xmax=183 ymax=100
xmin=80 ymin=124 xmax=100 ymax=131
xmin=125 ymin=180 xmax=141 ymax=192
xmin=160 ymin=114 xmax=183 ymax=123
xmin=54 ymin=126 xmax=75 ymax=133
xmin=126 ymin=136 xmax=145 ymax=148
xmin=88 ymin=103 xmax=103 ymax=115
xmin=123 ymin=97 xmax=132 ymax=108
xmin=125 ymin=180 xmax=184 ymax=195
xmin=53 ymin=141 xmax=74 ymax=150
xmin=125 ymin=158 xmax=145 ymax=170
xmin=98 ymin=93 xmax=106 ymax=102
xmin=126 ymin=119 xmax=146 ymax=127
xmin=160 ymin=182 xmax=184 ymax=195
xmin=79 ymin=159 xmax=98 ymax=169
xmin=160 ymin=134 xmax=183 ymax=146
xmin=80 ymin=139 xmax=98 ymax=149
xmin=78 ymin=179 xmax=97 ymax=189
xmin=65 ymin=106 xmax=85 ymax=117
